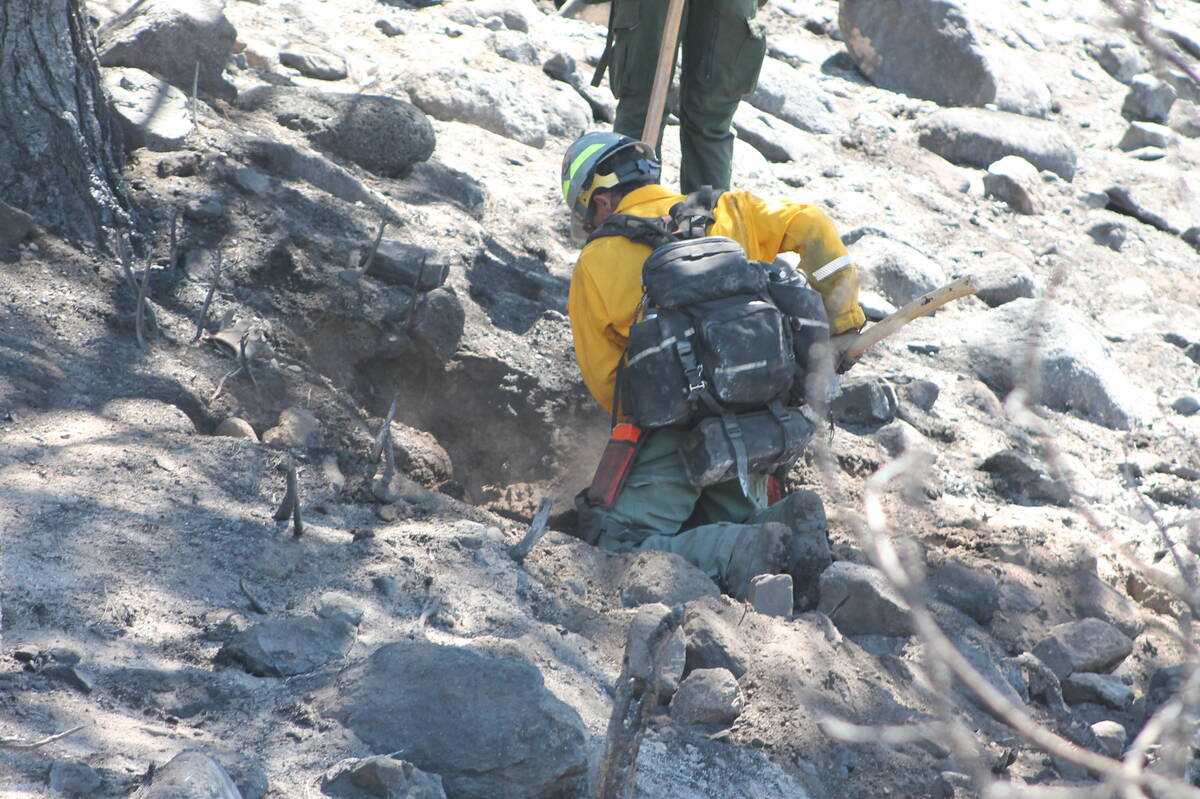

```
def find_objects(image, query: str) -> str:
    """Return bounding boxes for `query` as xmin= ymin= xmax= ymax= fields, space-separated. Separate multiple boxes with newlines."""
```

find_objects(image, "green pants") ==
xmin=607 ymin=0 xmax=767 ymax=193
xmin=578 ymin=427 xmax=799 ymax=583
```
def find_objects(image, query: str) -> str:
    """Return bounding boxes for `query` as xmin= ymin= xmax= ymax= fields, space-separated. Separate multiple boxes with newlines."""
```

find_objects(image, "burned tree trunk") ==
xmin=0 ymin=0 xmax=134 ymax=248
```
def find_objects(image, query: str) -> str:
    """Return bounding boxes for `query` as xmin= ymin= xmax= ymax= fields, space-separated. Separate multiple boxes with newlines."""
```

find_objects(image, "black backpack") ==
xmin=587 ymin=189 xmax=831 ymax=492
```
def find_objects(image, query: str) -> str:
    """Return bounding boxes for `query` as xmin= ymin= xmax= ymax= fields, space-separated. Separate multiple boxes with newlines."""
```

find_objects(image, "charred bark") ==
xmin=0 ymin=0 xmax=134 ymax=248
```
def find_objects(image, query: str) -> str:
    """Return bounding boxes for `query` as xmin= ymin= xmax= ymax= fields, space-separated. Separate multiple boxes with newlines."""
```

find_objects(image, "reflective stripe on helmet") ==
xmin=563 ymin=142 xmax=608 ymax=203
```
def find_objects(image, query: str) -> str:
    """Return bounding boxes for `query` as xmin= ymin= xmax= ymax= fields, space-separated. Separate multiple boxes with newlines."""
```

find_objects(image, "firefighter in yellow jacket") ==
xmin=563 ymin=132 xmax=865 ymax=602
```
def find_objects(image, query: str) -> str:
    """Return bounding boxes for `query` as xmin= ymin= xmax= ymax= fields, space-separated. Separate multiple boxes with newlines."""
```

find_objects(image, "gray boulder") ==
xmin=917 ymin=108 xmax=1078 ymax=180
xmin=1169 ymin=101 xmax=1200 ymax=138
xmin=733 ymin=107 xmax=824 ymax=163
xmin=839 ymin=0 xmax=1050 ymax=116
xmin=983 ymin=155 xmax=1044 ymax=215
xmin=981 ymin=449 xmax=1071 ymax=506
xmin=103 ymin=67 xmax=193 ymax=151
xmin=619 ymin=550 xmax=720 ymax=608
xmin=670 ymin=668 xmax=744 ymax=725
xmin=832 ymin=376 xmax=900 ymax=426
xmin=402 ymin=67 xmax=589 ymax=148
xmin=852 ymin=234 xmax=947 ymax=306
xmin=746 ymin=58 xmax=846 ymax=135
xmin=1074 ymin=573 xmax=1144 ymax=638
xmin=817 ymin=561 xmax=912 ymax=636
xmin=1032 ymin=618 xmax=1133 ymax=679
xmin=99 ymin=0 xmax=237 ymax=101
xmin=324 ymin=642 xmax=587 ymax=798
xmin=1119 ymin=121 xmax=1176 ymax=151
xmin=930 ymin=601 xmax=1026 ymax=713
xmin=683 ymin=600 xmax=750 ymax=678
xmin=959 ymin=298 xmax=1141 ymax=430
xmin=49 ymin=762 xmax=104 ymax=797
xmin=747 ymin=574 xmax=793 ymax=618
xmin=1088 ymin=39 xmax=1148 ymax=85
xmin=974 ymin=254 xmax=1037 ymax=307
xmin=365 ymin=241 xmax=450 ymax=291
xmin=321 ymin=756 xmax=446 ymax=799
xmin=137 ymin=751 xmax=242 ymax=799
xmin=1121 ymin=74 xmax=1177 ymax=123
xmin=238 ymin=87 xmax=434 ymax=178
xmin=1062 ymin=672 xmax=1134 ymax=709
xmin=216 ymin=617 xmax=355 ymax=677
xmin=410 ymin=287 xmax=465 ymax=363
xmin=929 ymin=564 xmax=999 ymax=625
xmin=1087 ymin=217 xmax=1129 ymax=251
xmin=1091 ymin=720 xmax=1128 ymax=758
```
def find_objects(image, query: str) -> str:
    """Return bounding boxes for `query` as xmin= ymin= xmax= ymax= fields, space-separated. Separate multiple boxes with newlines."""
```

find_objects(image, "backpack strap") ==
xmin=668 ymin=187 xmax=724 ymax=240
xmin=586 ymin=213 xmax=676 ymax=249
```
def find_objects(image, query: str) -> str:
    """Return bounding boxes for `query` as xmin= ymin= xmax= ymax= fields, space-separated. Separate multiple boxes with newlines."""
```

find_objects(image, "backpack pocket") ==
xmin=696 ymin=299 xmax=793 ymax=408
xmin=623 ymin=312 xmax=694 ymax=428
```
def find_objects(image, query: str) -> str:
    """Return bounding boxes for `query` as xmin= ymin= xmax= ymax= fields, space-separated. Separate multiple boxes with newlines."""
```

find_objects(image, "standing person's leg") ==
xmin=608 ymin=0 xmax=680 ymax=153
xmin=676 ymin=0 xmax=766 ymax=192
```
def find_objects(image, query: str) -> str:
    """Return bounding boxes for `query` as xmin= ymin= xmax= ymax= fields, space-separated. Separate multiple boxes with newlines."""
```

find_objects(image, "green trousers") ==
xmin=607 ymin=0 xmax=767 ymax=193
xmin=578 ymin=427 xmax=799 ymax=583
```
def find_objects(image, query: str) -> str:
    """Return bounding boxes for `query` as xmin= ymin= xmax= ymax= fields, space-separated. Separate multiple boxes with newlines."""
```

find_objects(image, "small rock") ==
xmin=215 ymin=417 xmax=257 ymax=440
xmin=315 ymin=592 xmax=365 ymax=627
xmin=42 ymin=664 xmax=94 ymax=694
xmin=0 ymin=199 xmax=35 ymax=247
xmin=817 ymin=562 xmax=912 ymax=636
xmin=216 ymin=617 xmax=355 ymax=677
xmin=1122 ymin=74 xmax=1177 ymax=123
xmin=232 ymin=167 xmax=271 ymax=195
xmin=365 ymin=241 xmax=450 ymax=290
xmin=930 ymin=564 xmax=999 ymax=625
xmin=1032 ymin=618 xmax=1133 ymax=679
xmin=852 ymin=234 xmax=947 ymax=306
xmin=1089 ymin=39 xmax=1148 ymax=84
xmin=375 ymin=18 xmax=409 ymax=36
xmin=373 ymin=576 xmax=400 ymax=598
xmin=981 ymin=449 xmax=1071 ymax=506
xmin=322 ymin=755 xmax=446 ymax=799
xmin=892 ymin=377 xmax=940 ymax=411
xmin=1172 ymin=396 xmax=1200 ymax=416
xmin=1062 ymin=672 xmax=1134 ymax=709
xmin=103 ymin=67 xmax=193 ymax=151
xmin=1088 ymin=219 xmax=1128 ymax=251
xmin=1119 ymin=121 xmax=1176 ymax=150
xmin=140 ymin=751 xmax=242 ymax=799
xmin=48 ymin=762 xmax=103 ymax=797
xmin=489 ymin=31 xmax=539 ymax=65
xmin=832 ymin=377 xmax=899 ymax=426
xmin=983 ymin=155 xmax=1044 ymax=214
xmin=619 ymin=550 xmax=720 ymax=608
xmin=1074 ymin=572 xmax=1144 ymax=638
xmin=1091 ymin=720 xmax=1127 ymax=758
xmin=974 ymin=254 xmax=1038 ymax=307
xmin=279 ymin=48 xmax=348 ymax=81
xmin=626 ymin=604 xmax=686 ymax=698
xmin=670 ymin=668 xmax=744 ymax=725
xmin=747 ymin=574 xmax=793 ymax=618
xmin=683 ymin=600 xmax=750 ymax=678
xmin=262 ymin=407 xmax=322 ymax=448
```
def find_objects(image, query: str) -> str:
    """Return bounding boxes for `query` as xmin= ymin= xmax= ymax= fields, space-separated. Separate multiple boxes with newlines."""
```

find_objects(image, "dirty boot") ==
xmin=722 ymin=522 xmax=791 ymax=600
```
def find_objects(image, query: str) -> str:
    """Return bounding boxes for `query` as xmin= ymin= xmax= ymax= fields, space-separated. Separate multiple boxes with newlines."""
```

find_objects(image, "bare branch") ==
xmin=191 ymin=247 xmax=222 ymax=344
xmin=0 ymin=725 xmax=86 ymax=750
xmin=239 ymin=577 xmax=267 ymax=614
xmin=134 ymin=252 xmax=151 ymax=350
xmin=360 ymin=218 xmax=387 ymax=276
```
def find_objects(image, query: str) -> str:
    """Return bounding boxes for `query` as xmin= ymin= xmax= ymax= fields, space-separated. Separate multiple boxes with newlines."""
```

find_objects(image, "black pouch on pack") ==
xmin=643 ymin=237 xmax=768 ymax=308
xmin=678 ymin=407 xmax=815 ymax=487
xmin=622 ymin=311 xmax=693 ymax=428
xmin=695 ymin=298 xmax=793 ymax=408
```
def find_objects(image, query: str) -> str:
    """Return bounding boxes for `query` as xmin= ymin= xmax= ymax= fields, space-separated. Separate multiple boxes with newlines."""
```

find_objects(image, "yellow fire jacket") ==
xmin=567 ymin=184 xmax=866 ymax=413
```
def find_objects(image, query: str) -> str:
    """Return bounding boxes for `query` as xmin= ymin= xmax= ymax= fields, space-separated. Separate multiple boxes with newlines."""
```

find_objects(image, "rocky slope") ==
xmin=1 ymin=0 xmax=1199 ymax=797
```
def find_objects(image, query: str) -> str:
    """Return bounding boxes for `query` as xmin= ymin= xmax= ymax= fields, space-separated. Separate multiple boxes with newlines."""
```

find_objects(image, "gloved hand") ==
xmin=830 ymin=331 xmax=860 ymax=374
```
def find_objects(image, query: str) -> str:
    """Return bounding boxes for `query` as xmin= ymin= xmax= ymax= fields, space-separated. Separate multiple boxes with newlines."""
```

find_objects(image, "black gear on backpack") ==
xmin=587 ymin=189 xmax=832 ymax=495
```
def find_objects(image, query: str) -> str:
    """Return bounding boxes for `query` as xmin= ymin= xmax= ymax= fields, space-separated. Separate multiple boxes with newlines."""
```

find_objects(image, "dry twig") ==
xmin=360 ymin=219 xmax=387 ymax=275
xmin=0 ymin=725 xmax=85 ymax=750
xmin=191 ymin=246 xmax=222 ymax=344
xmin=272 ymin=466 xmax=304 ymax=537
xmin=239 ymin=577 xmax=267 ymax=614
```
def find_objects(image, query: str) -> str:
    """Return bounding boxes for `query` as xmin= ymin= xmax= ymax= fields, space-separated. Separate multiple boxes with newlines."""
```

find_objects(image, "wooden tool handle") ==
xmin=845 ymin=275 xmax=979 ymax=360
xmin=641 ymin=0 xmax=686 ymax=148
